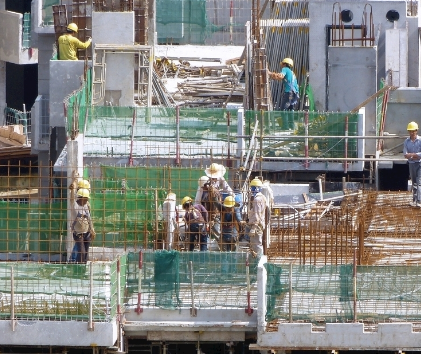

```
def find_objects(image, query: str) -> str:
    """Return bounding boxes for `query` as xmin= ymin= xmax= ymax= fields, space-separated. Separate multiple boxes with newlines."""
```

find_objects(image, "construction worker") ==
xmin=404 ymin=121 xmax=421 ymax=207
xmin=71 ymin=188 xmax=95 ymax=263
xmin=69 ymin=179 xmax=96 ymax=262
xmin=58 ymin=23 xmax=92 ymax=60
xmin=268 ymin=57 xmax=299 ymax=111
xmin=204 ymin=163 xmax=234 ymax=196
xmin=182 ymin=196 xmax=208 ymax=251
xmin=212 ymin=196 xmax=245 ymax=252
xmin=244 ymin=177 xmax=267 ymax=256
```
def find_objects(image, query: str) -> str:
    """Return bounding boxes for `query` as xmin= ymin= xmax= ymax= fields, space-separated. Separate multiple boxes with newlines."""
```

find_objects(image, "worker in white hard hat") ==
xmin=268 ymin=57 xmax=299 ymax=111
xmin=243 ymin=177 xmax=267 ymax=256
xmin=58 ymin=22 xmax=92 ymax=60
xmin=404 ymin=121 xmax=421 ymax=207
xmin=204 ymin=163 xmax=233 ymax=195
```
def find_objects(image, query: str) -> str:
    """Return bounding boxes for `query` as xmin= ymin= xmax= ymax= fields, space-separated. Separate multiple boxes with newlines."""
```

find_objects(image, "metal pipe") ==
xmin=261 ymin=156 xmax=402 ymax=162
xmin=236 ymin=134 xmax=406 ymax=139
xmin=117 ymin=258 xmax=123 ymax=352
xmin=304 ymin=110 xmax=309 ymax=169
xmin=189 ymin=261 xmax=197 ymax=316
xmin=353 ymin=248 xmax=357 ymax=322
xmin=318 ymin=178 xmax=323 ymax=201
xmin=88 ymin=262 xmax=94 ymax=330
xmin=289 ymin=262 xmax=292 ymax=322
xmin=11 ymin=266 xmax=15 ymax=331
xmin=245 ymin=252 xmax=254 ymax=315
xmin=344 ymin=116 xmax=348 ymax=173
xmin=135 ymin=250 xmax=143 ymax=314
xmin=175 ymin=105 xmax=180 ymax=165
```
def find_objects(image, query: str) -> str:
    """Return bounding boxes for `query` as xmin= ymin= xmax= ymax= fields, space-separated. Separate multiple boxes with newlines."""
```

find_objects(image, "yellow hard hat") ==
xmin=281 ymin=57 xmax=294 ymax=67
xmin=407 ymin=121 xmax=419 ymax=131
xmin=67 ymin=23 xmax=78 ymax=33
xmin=198 ymin=176 xmax=209 ymax=187
xmin=77 ymin=179 xmax=91 ymax=190
xmin=181 ymin=196 xmax=192 ymax=207
xmin=250 ymin=177 xmax=263 ymax=187
xmin=77 ymin=188 xmax=90 ymax=199
xmin=223 ymin=195 xmax=237 ymax=208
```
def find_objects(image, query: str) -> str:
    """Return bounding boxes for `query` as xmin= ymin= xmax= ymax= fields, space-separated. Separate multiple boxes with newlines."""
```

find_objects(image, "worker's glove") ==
xmin=239 ymin=220 xmax=247 ymax=226
xmin=87 ymin=37 xmax=92 ymax=42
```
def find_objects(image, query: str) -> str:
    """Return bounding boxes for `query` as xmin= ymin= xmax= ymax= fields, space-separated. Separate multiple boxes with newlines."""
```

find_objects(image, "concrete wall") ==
xmin=92 ymin=12 xmax=135 ymax=106
xmin=381 ymin=88 xmax=421 ymax=162
xmin=0 ymin=10 xmax=38 ymax=65
xmin=309 ymin=0 xmax=417 ymax=112
xmin=49 ymin=60 xmax=87 ymax=127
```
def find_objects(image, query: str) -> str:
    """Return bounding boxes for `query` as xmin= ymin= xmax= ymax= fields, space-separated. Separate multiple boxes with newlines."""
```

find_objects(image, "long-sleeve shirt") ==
xmin=58 ymin=34 xmax=91 ymax=60
xmin=403 ymin=136 xmax=421 ymax=163
xmin=184 ymin=204 xmax=208 ymax=225
xmin=248 ymin=192 xmax=267 ymax=228
xmin=213 ymin=200 xmax=242 ymax=233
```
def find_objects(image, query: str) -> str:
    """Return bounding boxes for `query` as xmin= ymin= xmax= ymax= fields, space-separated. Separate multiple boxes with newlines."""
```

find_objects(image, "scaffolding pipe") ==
xmin=88 ymin=262 xmax=94 ymax=330
xmin=304 ymin=110 xmax=309 ymax=169
xmin=175 ymin=105 xmax=180 ymax=165
xmin=261 ymin=156 xmax=400 ymax=162
xmin=117 ymin=258 xmax=123 ymax=352
xmin=353 ymin=248 xmax=357 ymax=322
xmin=289 ymin=262 xmax=292 ymax=323
xmin=189 ymin=261 xmax=197 ymax=316
xmin=135 ymin=250 xmax=143 ymax=314
xmin=344 ymin=115 xmax=349 ymax=173
xmin=10 ymin=266 xmax=15 ymax=331
xmin=245 ymin=252 xmax=254 ymax=315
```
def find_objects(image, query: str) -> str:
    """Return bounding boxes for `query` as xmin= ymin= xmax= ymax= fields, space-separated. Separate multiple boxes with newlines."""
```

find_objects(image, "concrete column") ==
xmin=0 ymin=60 xmax=5 ymax=126
xmin=67 ymin=136 xmax=84 ymax=261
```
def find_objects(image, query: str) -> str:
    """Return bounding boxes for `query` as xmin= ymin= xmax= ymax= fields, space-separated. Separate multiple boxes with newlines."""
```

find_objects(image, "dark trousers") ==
xmin=188 ymin=223 xmax=208 ymax=251
xmin=409 ymin=162 xmax=421 ymax=202
xmin=73 ymin=232 xmax=91 ymax=263
xmin=282 ymin=91 xmax=298 ymax=110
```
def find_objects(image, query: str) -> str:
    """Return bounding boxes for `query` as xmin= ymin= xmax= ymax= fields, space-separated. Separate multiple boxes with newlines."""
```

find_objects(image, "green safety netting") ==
xmin=65 ymin=68 xmax=92 ymax=135
xmin=265 ymin=263 xmax=421 ymax=324
xmin=0 ymin=202 xmax=66 ymax=254
xmin=0 ymin=257 xmax=125 ymax=321
xmin=126 ymin=251 xmax=259 ymax=309
xmin=245 ymin=110 xmax=359 ymax=159
xmin=99 ymin=165 xmax=206 ymax=200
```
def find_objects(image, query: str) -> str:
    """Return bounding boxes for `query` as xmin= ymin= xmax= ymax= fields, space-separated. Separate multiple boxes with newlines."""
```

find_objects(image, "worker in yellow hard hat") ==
xmin=182 ymin=196 xmax=209 ymax=251
xmin=404 ymin=121 xmax=421 ymax=207
xmin=242 ymin=178 xmax=267 ymax=256
xmin=70 ymin=188 xmax=95 ymax=263
xmin=211 ymin=195 xmax=245 ymax=252
xmin=268 ymin=57 xmax=299 ymax=111
xmin=58 ymin=22 xmax=92 ymax=60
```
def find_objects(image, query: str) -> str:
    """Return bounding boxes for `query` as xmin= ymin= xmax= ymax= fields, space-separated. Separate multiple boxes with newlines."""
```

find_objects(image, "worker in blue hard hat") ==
xmin=58 ymin=22 xmax=92 ymax=60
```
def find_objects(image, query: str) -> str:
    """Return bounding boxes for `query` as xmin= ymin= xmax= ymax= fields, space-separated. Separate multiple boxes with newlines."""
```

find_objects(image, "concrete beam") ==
xmin=254 ymin=322 xmax=421 ymax=351
xmin=0 ymin=320 xmax=117 ymax=346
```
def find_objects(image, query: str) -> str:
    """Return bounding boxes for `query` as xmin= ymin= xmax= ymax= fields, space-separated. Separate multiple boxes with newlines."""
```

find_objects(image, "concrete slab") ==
xmin=0 ymin=320 xmax=117 ymax=346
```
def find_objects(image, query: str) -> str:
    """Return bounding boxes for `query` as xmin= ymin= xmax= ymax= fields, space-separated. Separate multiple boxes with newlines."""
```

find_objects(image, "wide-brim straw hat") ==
xmin=205 ymin=163 xmax=224 ymax=178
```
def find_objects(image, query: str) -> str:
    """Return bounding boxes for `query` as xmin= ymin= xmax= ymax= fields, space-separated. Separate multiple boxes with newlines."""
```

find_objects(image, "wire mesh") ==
xmin=0 ymin=259 xmax=122 ymax=322
xmin=265 ymin=263 xmax=421 ymax=329
xmin=126 ymin=251 xmax=259 ymax=309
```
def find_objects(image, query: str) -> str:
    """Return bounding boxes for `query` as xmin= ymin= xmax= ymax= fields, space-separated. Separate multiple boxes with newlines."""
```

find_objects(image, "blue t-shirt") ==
xmin=281 ymin=67 xmax=299 ymax=93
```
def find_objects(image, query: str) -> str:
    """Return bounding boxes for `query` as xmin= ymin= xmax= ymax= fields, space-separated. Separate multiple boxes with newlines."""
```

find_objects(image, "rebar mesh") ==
xmin=126 ymin=251 xmax=259 ymax=309
xmin=0 ymin=259 xmax=123 ymax=321
xmin=265 ymin=263 xmax=421 ymax=328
